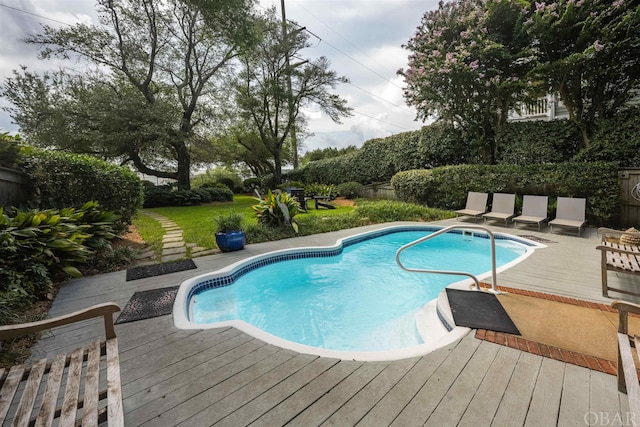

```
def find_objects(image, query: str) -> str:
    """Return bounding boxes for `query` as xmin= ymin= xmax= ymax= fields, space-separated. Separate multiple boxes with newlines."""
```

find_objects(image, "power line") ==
xmin=290 ymin=0 xmax=399 ymax=78
xmin=0 ymin=2 xmax=73 ymax=26
xmin=351 ymin=110 xmax=415 ymax=132
xmin=347 ymin=81 xmax=413 ymax=114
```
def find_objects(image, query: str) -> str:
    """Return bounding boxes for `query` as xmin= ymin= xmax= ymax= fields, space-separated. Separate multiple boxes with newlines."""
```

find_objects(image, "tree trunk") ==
xmin=175 ymin=142 xmax=191 ymax=190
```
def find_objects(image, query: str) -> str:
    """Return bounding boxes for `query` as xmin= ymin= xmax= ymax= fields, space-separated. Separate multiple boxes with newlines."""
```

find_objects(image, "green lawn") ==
xmin=133 ymin=196 xmax=454 ymax=253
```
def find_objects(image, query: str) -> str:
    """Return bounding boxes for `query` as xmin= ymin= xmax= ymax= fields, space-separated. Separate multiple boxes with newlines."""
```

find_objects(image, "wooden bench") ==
xmin=597 ymin=228 xmax=640 ymax=298
xmin=612 ymin=301 xmax=640 ymax=425
xmin=0 ymin=302 xmax=123 ymax=426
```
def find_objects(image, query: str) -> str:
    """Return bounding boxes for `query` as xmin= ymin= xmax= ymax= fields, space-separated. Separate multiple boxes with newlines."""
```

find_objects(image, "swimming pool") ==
xmin=173 ymin=225 xmax=544 ymax=360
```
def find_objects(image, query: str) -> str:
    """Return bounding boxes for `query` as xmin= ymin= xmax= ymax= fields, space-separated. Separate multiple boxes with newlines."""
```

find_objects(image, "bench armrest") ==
xmin=0 ymin=302 xmax=121 ymax=341
xmin=596 ymin=244 xmax=640 ymax=256
xmin=613 ymin=301 xmax=640 ymax=334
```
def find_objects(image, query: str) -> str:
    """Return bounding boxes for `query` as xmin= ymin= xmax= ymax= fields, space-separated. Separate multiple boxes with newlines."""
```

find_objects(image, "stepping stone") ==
xmin=189 ymin=246 xmax=207 ymax=253
xmin=162 ymin=254 xmax=187 ymax=262
xmin=164 ymin=232 xmax=183 ymax=238
xmin=163 ymin=236 xmax=184 ymax=244
xmin=186 ymin=243 xmax=197 ymax=248
xmin=162 ymin=247 xmax=187 ymax=256
xmin=137 ymin=249 xmax=157 ymax=259
xmin=163 ymin=241 xmax=185 ymax=249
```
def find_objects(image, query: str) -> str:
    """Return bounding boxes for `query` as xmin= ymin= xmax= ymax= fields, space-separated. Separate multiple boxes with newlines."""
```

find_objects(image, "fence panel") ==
xmin=0 ymin=167 xmax=30 ymax=207
xmin=362 ymin=182 xmax=396 ymax=200
xmin=619 ymin=169 xmax=640 ymax=227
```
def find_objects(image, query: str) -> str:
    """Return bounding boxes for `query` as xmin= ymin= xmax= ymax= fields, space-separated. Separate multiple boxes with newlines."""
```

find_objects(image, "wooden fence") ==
xmin=0 ymin=167 xmax=30 ymax=207
xmin=619 ymin=168 xmax=640 ymax=227
xmin=362 ymin=182 xmax=396 ymax=200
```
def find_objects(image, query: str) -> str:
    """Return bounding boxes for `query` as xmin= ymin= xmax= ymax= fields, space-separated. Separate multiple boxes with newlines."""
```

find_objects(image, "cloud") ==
xmin=0 ymin=0 xmax=438 ymax=149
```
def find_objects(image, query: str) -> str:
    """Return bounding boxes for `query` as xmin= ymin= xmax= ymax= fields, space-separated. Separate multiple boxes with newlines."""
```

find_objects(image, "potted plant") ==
xmin=214 ymin=212 xmax=246 ymax=252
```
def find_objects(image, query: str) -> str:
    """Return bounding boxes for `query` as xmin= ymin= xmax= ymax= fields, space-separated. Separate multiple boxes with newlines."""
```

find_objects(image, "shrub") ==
xmin=0 ymin=202 xmax=118 ymax=316
xmin=20 ymin=149 xmax=143 ymax=231
xmin=192 ymin=168 xmax=243 ymax=193
xmin=574 ymin=107 xmax=640 ymax=166
xmin=497 ymin=120 xmax=581 ymax=165
xmin=286 ymin=122 xmax=468 ymax=185
xmin=355 ymin=199 xmax=455 ymax=223
xmin=391 ymin=162 xmax=619 ymax=224
xmin=0 ymin=132 xmax=22 ymax=168
xmin=214 ymin=212 xmax=244 ymax=232
xmin=143 ymin=184 xmax=233 ymax=207
xmin=252 ymin=190 xmax=300 ymax=232
xmin=336 ymin=181 xmax=365 ymax=199
xmin=304 ymin=183 xmax=335 ymax=198
xmin=242 ymin=178 xmax=261 ymax=193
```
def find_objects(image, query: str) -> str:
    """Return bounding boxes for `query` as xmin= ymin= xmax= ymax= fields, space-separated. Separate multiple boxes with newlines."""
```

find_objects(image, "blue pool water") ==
xmin=190 ymin=230 xmax=528 ymax=352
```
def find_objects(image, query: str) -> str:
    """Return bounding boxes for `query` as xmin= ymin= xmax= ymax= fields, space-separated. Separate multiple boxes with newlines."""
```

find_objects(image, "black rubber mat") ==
xmin=115 ymin=286 xmax=179 ymax=324
xmin=446 ymin=288 xmax=520 ymax=335
xmin=126 ymin=259 xmax=197 ymax=281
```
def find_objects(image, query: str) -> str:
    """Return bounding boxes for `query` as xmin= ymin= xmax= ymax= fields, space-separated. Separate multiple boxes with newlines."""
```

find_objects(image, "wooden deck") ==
xmin=26 ymin=220 xmax=637 ymax=426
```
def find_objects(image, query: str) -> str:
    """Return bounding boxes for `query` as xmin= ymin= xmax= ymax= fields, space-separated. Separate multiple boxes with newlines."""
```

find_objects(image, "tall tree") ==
xmin=400 ymin=0 xmax=535 ymax=163
xmin=3 ymin=0 xmax=255 ymax=189
xmin=234 ymin=10 xmax=352 ymax=184
xmin=527 ymin=0 xmax=640 ymax=148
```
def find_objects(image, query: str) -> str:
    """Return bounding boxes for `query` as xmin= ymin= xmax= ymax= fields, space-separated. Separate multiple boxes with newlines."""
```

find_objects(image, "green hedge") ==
xmin=574 ymin=107 xmax=640 ymax=166
xmin=21 ymin=149 xmax=143 ymax=230
xmin=287 ymin=123 xmax=469 ymax=185
xmin=142 ymin=183 xmax=233 ymax=208
xmin=497 ymin=120 xmax=581 ymax=165
xmin=392 ymin=162 xmax=619 ymax=224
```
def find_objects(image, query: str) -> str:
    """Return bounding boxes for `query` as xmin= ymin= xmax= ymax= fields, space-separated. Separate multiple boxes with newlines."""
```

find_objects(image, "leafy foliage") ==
xmin=400 ymin=0 xmax=535 ymax=163
xmin=497 ymin=119 xmax=581 ymax=165
xmin=0 ymin=132 xmax=22 ymax=168
xmin=235 ymin=9 xmax=352 ymax=184
xmin=21 ymin=149 xmax=142 ymax=232
xmin=4 ymin=0 xmax=257 ymax=189
xmin=574 ymin=107 xmax=640 ymax=167
xmin=290 ymin=123 xmax=467 ymax=185
xmin=392 ymin=162 xmax=619 ymax=224
xmin=336 ymin=182 xmax=365 ymax=199
xmin=252 ymin=190 xmax=300 ymax=232
xmin=213 ymin=211 xmax=244 ymax=233
xmin=355 ymin=199 xmax=455 ymax=223
xmin=527 ymin=0 xmax=640 ymax=147
xmin=0 ymin=202 xmax=118 ymax=317
xmin=143 ymin=182 xmax=233 ymax=208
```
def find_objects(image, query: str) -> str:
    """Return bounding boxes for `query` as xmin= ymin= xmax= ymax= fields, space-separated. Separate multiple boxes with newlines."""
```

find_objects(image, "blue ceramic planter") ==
xmin=215 ymin=231 xmax=246 ymax=252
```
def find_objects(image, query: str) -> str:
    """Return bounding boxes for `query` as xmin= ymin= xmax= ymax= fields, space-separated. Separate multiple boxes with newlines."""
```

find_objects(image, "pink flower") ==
xmin=593 ymin=40 xmax=604 ymax=52
xmin=470 ymin=60 xmax=479 ymax=70
xmin=535 ymin=2 xmax=545 ymax=12
xmin=613 ymin=0 xmax=624 ymax=7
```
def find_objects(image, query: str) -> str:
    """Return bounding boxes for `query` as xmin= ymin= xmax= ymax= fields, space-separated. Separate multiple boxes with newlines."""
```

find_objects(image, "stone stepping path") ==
xmin=139 ymin=211 xmax=217 ymax=263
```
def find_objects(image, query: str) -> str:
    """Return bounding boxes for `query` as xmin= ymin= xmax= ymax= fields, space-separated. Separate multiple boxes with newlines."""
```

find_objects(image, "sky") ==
xmin=0 ymin=0 xmax=440 ymax=153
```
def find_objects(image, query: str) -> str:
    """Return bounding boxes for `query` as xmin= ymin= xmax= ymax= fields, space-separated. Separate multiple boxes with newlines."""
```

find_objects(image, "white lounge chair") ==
xmin=513 ymin=195 xmax=549 ymax=231
xmin=483 ymin=193 xmax=516 ymax=226
xmin=549 ymin=197 xmax=586 ymax=236
xmin=455 ymin=192 xmax=488 ymax=222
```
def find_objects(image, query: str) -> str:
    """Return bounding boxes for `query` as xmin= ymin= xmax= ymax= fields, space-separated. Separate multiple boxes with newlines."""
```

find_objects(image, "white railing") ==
xmin=395 ymin=225 xmax=500 ymax=294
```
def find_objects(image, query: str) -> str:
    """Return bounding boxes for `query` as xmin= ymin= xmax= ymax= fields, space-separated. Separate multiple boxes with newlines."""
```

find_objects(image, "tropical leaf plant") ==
xmin=252 ymin=190 xmax=300 ymax=233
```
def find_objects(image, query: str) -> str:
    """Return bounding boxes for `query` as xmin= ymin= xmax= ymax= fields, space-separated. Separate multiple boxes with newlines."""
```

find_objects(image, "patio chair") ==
xmin=0 ymin=303 xmax=124 ymax=427
xmin=288 ymin=188 xmax=309 ymax=212
xmin=513 ymin=195 xmax=549 ymax=231
xmin=482 ymin=193 xmax=516 ymax=226
xmin=313 ymin=188 xmax=336 ymax=210
xmin=549 ymin=197 xmax=586 ymax=236
xmin=455 ymin=192 xmax=488 ymax=222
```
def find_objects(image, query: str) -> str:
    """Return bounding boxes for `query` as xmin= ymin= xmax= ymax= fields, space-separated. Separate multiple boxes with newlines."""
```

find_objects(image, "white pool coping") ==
xmin=173 ymin=225 xmax=546 ymax=361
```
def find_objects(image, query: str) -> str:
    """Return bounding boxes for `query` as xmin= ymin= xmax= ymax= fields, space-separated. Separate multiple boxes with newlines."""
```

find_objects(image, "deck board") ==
xmin=25 ymin=221 xmax=631 ymax=426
